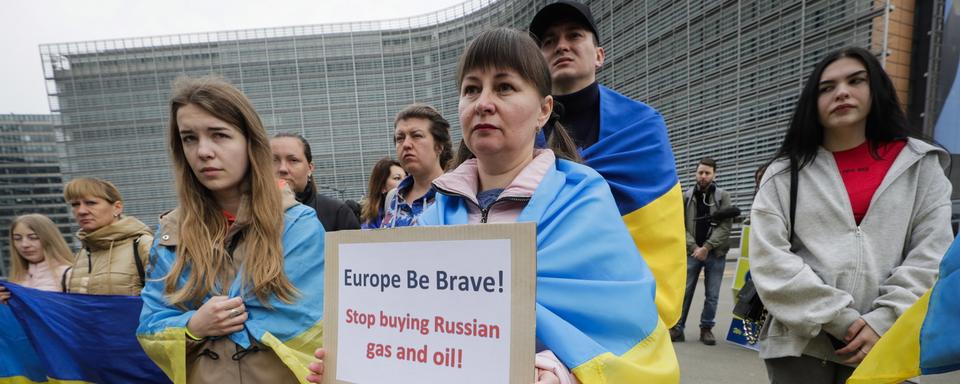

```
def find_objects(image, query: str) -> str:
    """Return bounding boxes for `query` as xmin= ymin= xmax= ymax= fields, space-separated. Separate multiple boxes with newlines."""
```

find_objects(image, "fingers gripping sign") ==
xmin=306 ymin=348 xmax=326 ymax=384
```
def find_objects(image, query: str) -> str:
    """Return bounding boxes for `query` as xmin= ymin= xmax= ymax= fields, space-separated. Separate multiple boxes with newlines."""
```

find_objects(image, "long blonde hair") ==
xmin=8 ymin=214 xmax=74 ymax=284
xmin=165 ymin=75 xmax=297 ymax=308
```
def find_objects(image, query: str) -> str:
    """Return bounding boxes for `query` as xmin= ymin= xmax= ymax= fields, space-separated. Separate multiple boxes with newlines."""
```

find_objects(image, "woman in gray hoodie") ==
xmin=750 ymin=47 xmax=953 ymax=384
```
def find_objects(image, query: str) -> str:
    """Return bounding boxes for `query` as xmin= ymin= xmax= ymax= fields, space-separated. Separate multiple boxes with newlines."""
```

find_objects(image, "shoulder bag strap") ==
xmin=61 ymin=266 xmax=73 ymax=293
xmin=789 ymin=157 xmax=799 ymax=246
xmin=133 ymin=237 xmax=145 ymax=286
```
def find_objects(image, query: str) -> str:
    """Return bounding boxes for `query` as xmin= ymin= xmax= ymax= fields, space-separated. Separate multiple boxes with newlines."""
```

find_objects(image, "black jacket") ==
xmin=296 ymin=182 xmax=360 ymax=232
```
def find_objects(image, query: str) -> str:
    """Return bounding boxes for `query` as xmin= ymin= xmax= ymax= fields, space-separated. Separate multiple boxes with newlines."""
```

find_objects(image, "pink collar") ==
xmin=433 ymin=149 xmax=555 ymax=205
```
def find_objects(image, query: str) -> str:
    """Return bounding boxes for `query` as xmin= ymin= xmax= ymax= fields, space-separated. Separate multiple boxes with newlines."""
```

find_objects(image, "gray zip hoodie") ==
xmin=749 ymin=138 xmax=952 ymax=362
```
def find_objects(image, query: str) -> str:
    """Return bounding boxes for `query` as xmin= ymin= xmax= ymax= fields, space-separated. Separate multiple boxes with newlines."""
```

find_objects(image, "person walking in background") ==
xmin=62 ymin=177 xmax=153 ymax=296
xmin=271 ymin=132 xmax=360 ymax=232
xmin=360 ymin=158 xmax=405 ymax=228
xmin=671 ymin=157 xmax=734 ymax=345
xmin=378 ymin=104 xmax=452 ymax=228
xmin=750 ymin=47 xmax=952 ymax=383
xmin=528 ymin=0 xmax=686 ymax=326
xmin=138 ymin=76 xmax=325 ymax=383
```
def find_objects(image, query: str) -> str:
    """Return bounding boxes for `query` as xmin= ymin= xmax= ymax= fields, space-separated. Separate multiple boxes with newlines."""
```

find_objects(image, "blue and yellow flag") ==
xmin=848 ymin=235 xmax=960 ymax=383
xmin=0 ymin=298 xmax=46 ymax=384
xmin=136 ymin=204 xmax=325 ymax=384
xmin=0 ymin=282 xmax=169 ymax=384
xmin=541 ymin=85 xmax=686 ymax=325
xmin=421 ymin=155 xmax=679 ymax=383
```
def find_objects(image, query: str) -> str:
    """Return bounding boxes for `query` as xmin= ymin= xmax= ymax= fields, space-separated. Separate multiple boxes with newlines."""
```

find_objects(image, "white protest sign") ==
xmin=323 ymin=223 xmax=536 ymax=384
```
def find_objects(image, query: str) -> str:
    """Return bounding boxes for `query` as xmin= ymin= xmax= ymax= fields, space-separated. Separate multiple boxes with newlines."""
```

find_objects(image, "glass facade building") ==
xmin=39 ymin=0 xmax=928 ymax=230
xmin=0 ymin=114 xmax=74 ymax=276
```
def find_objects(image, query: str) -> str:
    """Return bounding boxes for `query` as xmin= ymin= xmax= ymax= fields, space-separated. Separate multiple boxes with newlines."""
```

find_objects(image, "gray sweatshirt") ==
xmin=749 ymin=138 xmax=953 ymax=362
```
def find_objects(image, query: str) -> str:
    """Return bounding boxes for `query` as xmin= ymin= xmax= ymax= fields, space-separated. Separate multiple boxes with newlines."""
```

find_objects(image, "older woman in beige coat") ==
xmin=63 ymin=177 xmax=153 ymax=295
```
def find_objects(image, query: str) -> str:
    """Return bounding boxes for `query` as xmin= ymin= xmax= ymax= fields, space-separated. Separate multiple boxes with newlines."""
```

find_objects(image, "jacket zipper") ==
xmin=480 ymin=197 xmax=530 ymax=223
xmin=86 ymin=248 xmax=92 ymax=273
xmin=435 ymin=187 xmax=530 ymax=223
xmin=852 ymin=226 xmax=864 ymax=294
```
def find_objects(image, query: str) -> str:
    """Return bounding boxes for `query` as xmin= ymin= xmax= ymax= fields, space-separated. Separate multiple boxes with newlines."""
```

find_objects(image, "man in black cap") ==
xmin=530 ymin=1 xmax=688 ymax=335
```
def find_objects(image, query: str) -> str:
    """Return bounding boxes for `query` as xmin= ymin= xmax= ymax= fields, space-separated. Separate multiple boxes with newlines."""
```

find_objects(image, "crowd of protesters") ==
xmin=1 ymin=1 xmax=954 ymax=383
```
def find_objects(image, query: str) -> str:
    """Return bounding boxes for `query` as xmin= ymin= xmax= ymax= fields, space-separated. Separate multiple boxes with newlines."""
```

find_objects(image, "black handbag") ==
xmin=734 ymin=277 xmax=767 ymax=345
xmin=733 ymin=278 xmax=764 ymax=321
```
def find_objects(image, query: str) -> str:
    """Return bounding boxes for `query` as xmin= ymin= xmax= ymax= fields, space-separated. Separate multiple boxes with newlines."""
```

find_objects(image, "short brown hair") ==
xmin=63 ymin=177 xmax=123 ymax=203
xmin=698 ymin=157 xmax=717 ymax=172
xmin=394 ymin=103 xmax=453 ymax=169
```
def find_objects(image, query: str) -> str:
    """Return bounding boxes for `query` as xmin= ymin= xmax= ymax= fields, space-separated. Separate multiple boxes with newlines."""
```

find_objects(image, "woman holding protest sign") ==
xmin=750 ymin=47 xmax=952 ymax=382
xmin=306 ymin=27 xmax=678 ymax=384
xmin=137 ymin=76 xmax=325 ymax=383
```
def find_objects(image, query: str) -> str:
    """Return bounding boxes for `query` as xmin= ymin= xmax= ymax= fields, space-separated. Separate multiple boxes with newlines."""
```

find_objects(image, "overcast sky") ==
xmin=0 ymin=0 xmax=466 ymax=115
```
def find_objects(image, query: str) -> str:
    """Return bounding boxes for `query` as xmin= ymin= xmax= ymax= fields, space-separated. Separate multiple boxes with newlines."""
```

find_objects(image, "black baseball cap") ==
xmin=528 ymin=1 xmax=600 ymax=45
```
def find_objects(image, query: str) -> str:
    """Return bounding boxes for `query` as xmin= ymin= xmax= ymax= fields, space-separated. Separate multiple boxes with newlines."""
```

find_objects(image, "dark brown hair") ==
xmin=452 ymin=27 xmax=580 ymax=167
xmin=698 ymin=157 xmax=717 ymax=172
xmin=272 ymin=132 xmax=317 ymax=194
xmin=361 ymin=158 xmax=403 ymax=223
xmin=394 ymin=104 xmax=453 ymax=170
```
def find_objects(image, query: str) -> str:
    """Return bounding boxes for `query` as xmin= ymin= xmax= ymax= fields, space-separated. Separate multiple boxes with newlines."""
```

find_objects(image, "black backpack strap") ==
xmin=133 ymin=237 xmax=145 ymax=286
xmin=788 ymin=157 xmax=799 ymax=245
xmin=61 ymin=266 xmax=73 ymax=293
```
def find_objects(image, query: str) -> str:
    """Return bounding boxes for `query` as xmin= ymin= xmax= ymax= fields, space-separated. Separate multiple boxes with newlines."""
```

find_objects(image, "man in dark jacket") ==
xmin=672 ymin=157 xmax=733 ymax=345
xmin=529 ymin=0 xmax=687 ymax=328
xmin=271 ymin=133 xmax=360 ymax=232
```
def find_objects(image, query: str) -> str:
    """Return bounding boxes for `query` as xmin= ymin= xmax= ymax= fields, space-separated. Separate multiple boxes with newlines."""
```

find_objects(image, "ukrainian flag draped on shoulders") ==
xmin=541 ymin=85 xmax=686 ymax=325
xmin=137 ymin=203 xmax=325 ymax=384
xmin=419 ymin=157 xmax=679 ymax=383
xmin=848 ymin=235 xmax=960 ymax=383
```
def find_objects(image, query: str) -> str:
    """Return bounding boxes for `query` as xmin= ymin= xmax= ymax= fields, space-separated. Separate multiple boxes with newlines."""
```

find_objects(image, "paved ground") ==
xmin=674 ymin=257 xmax=960 ymax=383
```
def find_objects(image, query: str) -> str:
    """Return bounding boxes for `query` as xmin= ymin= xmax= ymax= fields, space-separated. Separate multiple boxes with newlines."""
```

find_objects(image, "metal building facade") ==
xmin=39 ymin=0 xmax=903 ymax=228
xmin=0 ymin=114 xmax=74 ymax=275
